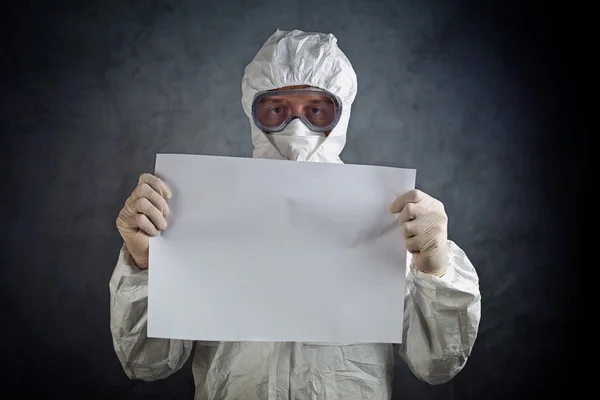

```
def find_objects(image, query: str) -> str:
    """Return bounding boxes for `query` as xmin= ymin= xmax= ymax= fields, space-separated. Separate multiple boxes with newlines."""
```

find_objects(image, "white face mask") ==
xmin=265 ymin=119 xmax=327 ymax=161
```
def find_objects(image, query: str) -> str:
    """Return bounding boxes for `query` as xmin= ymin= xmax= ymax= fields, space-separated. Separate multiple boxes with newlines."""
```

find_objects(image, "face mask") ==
xmin=265 ymin=118 xmax=327 ymax=161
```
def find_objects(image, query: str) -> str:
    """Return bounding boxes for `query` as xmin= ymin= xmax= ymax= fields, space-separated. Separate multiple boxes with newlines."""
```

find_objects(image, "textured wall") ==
xmin=1 ymin=0 xmax=586 ymax=398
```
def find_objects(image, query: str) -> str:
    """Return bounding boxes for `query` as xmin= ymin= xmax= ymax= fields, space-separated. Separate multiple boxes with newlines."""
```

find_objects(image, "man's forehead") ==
xmin=260 ymin=94 xmax=332 ymax=104
xmin=262 ymin=85 xmax=332 ymax=103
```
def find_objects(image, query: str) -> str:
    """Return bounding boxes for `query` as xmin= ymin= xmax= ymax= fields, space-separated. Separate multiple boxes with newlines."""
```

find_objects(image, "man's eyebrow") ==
xmin=306 ymin=98 xmax=333 ymax=105
xmin=260 ymin=97 xmax=285 ymax=104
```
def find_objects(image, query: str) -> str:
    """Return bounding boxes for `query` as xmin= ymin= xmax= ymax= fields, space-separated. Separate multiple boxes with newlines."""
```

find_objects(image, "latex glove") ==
xmin=116 ymin=173 xmax=171 ymax=269
xmin=389 ymin=189 xmax=449 ymax=276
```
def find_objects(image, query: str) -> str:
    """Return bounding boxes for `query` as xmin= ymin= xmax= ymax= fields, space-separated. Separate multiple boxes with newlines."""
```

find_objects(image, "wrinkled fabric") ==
xmin=110 ymin=29 xmax=481 ymax=399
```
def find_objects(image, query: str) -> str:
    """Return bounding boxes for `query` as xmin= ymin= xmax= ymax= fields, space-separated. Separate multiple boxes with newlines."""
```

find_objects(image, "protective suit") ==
xmin=110 ymin=29 xmax=481 ymax=400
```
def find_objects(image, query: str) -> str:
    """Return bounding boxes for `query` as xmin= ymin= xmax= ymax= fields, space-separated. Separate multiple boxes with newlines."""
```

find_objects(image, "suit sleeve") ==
xmin=109 ymin=246 xmax=193 ymax=380
xmin=398 ymin=240 xmax=481 ymax=385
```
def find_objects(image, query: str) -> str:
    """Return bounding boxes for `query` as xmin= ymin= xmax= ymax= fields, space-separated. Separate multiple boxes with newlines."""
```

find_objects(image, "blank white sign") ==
xmin=148 ymin=154 xmax=416 ymax=344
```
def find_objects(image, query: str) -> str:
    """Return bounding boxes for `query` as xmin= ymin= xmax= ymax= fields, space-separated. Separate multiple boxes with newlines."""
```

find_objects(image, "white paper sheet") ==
xmin=148 ymin=154 xmax=416 ymax=344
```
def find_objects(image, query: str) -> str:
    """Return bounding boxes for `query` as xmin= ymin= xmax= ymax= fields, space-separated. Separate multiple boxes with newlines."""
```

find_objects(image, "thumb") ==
xmin=389 ymin=189 xmax=425 ymax=213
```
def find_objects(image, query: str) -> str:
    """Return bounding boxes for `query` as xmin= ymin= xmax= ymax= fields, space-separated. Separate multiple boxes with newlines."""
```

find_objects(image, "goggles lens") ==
xmin=252 ymin=88 xmax=342 ymax=133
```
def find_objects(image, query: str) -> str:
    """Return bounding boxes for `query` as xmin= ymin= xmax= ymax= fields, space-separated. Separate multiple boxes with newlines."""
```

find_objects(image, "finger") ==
xmin=389 ymin=189 xmax=427 ymax=214
xmin=405 ymin=236 xmax=421 ymax=253
xmin=135 ymin=213 xmax=161 ymax=236
xmin=398 ymin=202 xmax=421 ymax=223
xmin=399 ymin=194 xmax=439 ymax=223
xmin=401 ymin=220 xmax=422 ymax=238
xmin=135 ymin=197 xmax=168 ymax=230
xmin=138 ymin=173 xmax=172 ymax=199
xmin=133 ymin=183 xmax=170 ymax=215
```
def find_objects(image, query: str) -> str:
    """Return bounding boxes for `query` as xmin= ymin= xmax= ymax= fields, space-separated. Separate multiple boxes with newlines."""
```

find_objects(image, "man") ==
xmin=110 ymin=29 xmax=481 ymax=400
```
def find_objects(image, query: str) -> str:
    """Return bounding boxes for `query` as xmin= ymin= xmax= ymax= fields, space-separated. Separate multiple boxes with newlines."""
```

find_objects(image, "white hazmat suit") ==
xmin=110 ymin=29 xmax=481 ymax=400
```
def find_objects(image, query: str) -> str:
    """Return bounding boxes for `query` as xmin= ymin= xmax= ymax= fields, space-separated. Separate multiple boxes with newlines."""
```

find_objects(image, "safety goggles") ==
xmin=251 ymin=88 xmax=342 ymax=133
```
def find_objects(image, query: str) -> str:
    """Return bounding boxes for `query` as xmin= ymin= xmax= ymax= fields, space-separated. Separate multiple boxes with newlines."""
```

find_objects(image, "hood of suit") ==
xmin=241 ymin=29 xmax=358 ymax=163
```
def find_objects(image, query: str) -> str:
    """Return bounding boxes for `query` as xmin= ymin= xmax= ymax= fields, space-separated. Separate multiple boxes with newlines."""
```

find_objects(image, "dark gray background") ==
xmin=1 ymin=0 xmax=587 ymax=398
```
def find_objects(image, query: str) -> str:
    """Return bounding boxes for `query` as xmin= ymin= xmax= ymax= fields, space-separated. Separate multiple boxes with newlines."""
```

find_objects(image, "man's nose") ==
xmin=289 ymin=103 xmax=305 ymax=115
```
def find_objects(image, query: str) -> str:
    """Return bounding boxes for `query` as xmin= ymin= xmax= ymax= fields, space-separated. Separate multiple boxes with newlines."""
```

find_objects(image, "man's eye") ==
xmin=310 ymin=108 xmax=323 ymax=114
xmin=270 ymin=107 xmax=282 ymax=114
